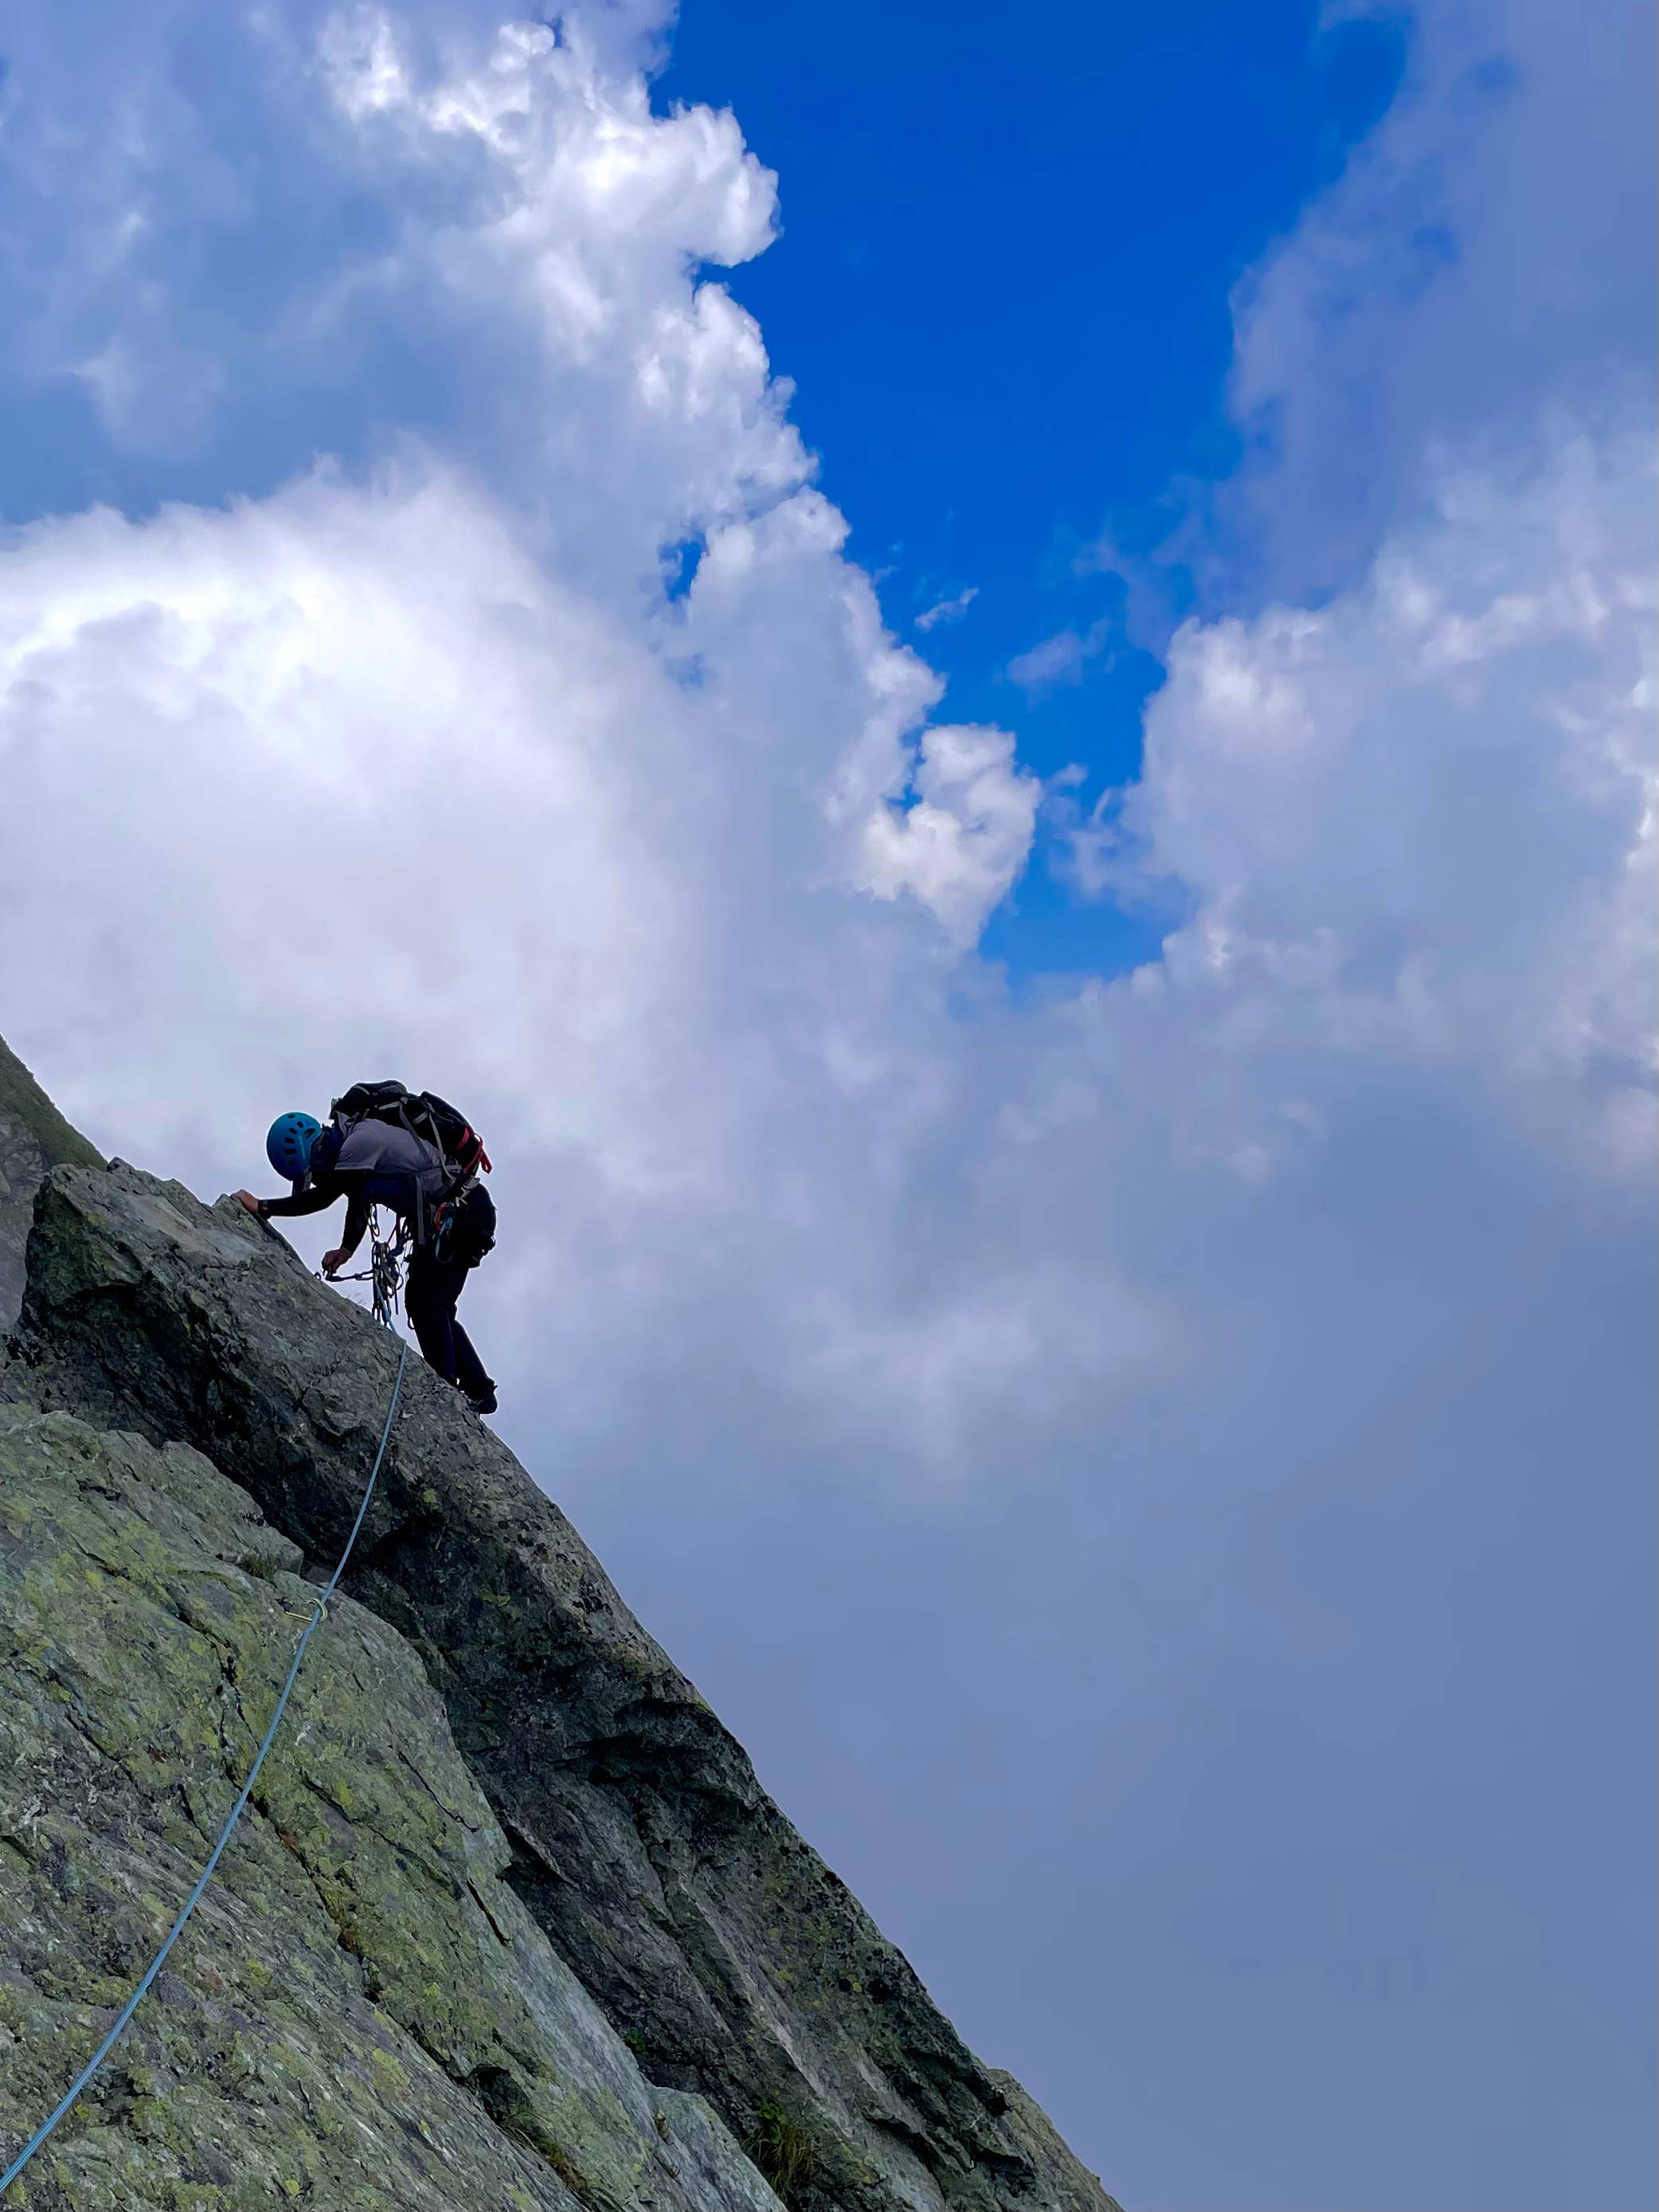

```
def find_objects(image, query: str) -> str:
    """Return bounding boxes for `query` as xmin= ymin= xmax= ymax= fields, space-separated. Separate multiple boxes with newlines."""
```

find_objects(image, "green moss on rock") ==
xmin=0 ymin=1408 xmax=781 ymax=2211
xmin=0 ymin=1036 xmax=103 ymax=1176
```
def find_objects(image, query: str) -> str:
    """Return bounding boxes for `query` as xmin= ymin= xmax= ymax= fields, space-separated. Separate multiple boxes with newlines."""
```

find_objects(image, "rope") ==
xmin=369 ymin=1219 xmax=408 ymax=1330
xmin=0 ymin=1336 xmax=412 ymax=2198
xmin=326 ymin=1211 xmax=408 ymax=1330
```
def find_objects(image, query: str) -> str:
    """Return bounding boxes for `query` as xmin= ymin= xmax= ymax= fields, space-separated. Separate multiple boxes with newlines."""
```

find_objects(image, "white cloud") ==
xmin=1227 ymin=0 xmax=1657 ymax=597
xmin=1005 ymin=617 xmax=1113 ymax=695
xmin=856 ymin=724 xmax=1041 ymax=947
xmin=1121 ymin=415 xmax=1658 ymax=1176
xmin=914 ymin=585 xmax=978 ymax=631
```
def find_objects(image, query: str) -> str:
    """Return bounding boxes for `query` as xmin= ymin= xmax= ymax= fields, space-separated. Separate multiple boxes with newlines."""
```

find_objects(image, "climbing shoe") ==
xmin=467 ymin=1385 xmax=498 ymax=1416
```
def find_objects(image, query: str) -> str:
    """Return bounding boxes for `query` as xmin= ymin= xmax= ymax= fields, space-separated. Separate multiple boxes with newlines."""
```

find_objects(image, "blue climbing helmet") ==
xmin=266 ymin=1110 xmax=322 ymax=1181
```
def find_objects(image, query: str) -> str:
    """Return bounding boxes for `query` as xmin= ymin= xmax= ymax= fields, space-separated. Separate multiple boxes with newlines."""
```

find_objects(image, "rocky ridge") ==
xmin=0 ymin=1036 xmax=1118 ymax=2211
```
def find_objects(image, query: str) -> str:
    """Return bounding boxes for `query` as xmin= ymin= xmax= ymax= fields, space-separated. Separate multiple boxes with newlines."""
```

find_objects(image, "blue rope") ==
xmin=1 ymin=1337 xmax=410 ymax=2197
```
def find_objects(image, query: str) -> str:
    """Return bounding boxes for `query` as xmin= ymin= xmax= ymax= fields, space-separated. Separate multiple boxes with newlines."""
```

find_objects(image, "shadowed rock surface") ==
xmin=0 ymin=1054 xmax=1120 ymax=2211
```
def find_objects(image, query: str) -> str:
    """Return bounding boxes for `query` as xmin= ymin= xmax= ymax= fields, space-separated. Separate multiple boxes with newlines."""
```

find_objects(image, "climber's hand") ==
xmin=234 ymin=1191 xmax=262 ymax=1216
xmin=321 ymin=1247 xmax=349 ymax=1278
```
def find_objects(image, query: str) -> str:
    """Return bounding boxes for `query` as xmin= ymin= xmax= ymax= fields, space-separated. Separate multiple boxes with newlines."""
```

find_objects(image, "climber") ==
xmin=234 ymin=1102 xmax=499 ymax=1416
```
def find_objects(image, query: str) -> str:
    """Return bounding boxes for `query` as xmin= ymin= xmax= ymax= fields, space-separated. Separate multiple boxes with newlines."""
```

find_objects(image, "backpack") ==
xmin=331 ymin=1080 xmax=492 ymax=1182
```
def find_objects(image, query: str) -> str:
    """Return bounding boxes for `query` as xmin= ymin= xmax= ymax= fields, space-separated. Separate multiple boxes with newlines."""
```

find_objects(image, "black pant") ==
xmin=405 ymin=1244 xmax=492 ymax=1397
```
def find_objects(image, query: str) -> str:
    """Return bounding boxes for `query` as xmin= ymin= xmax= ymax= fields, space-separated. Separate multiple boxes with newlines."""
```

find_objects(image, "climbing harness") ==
xmin=0 ymin=1335 xmax=411 ymax=2196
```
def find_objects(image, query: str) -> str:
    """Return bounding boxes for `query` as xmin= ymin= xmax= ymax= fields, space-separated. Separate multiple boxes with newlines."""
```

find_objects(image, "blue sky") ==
xmin=661 ymin=2 xmax=1407 ymax=983
xmin=0 ymin=3 xmax=1653 ymax=2207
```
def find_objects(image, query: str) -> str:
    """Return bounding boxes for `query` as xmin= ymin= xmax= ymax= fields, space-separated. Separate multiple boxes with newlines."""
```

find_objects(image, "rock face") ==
xmin=1 ymin=1409 xmax=781 ymax=2212
xmin=0 ymin=1036 xmax=103 ymax=1336
xmin=0 ymin=1051 xmax=1119 ymax=2212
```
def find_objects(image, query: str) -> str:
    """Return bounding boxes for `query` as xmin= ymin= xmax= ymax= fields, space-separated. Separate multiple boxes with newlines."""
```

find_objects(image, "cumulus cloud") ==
xmin=1227 ymin=0 xmax=1657 ymax=597
xmin=1100 ymin=417 xmax=1657 ymax=1177
xmin=856 ymin=725 xmax=1041 ymax=948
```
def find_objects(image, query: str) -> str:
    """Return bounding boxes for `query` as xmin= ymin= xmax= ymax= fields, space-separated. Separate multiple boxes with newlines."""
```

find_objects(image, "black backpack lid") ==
xmin=331 ymin=1079 xmax=409 ymax=1121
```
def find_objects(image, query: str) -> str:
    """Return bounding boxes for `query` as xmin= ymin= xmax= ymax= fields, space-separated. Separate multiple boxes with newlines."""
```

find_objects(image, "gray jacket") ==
xmin=334 ymin=1118 xmax=449 ymax=1211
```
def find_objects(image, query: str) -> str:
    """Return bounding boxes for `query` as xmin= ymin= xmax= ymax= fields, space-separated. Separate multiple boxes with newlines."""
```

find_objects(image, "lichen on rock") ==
xmin=0 ymin=1407 xmax=779 ymax=2212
